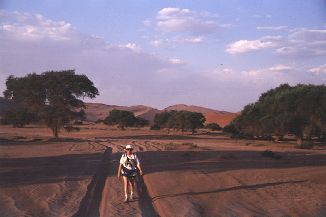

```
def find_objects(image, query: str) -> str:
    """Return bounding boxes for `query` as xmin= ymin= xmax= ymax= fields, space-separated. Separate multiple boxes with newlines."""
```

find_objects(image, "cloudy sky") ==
xmin=0 ymin=0 xmax=325 ymax=112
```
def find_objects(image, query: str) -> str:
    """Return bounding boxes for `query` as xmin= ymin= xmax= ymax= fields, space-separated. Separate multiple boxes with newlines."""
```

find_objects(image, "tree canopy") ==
xmin=153 ymin=110 xmax=206 ymax=134
xmin=103 ymin=109 xmax=149 ymax=129
xmin=3 ymin=70 xmax=99 ymax=137
xmin=228 ymin=83 xmax=326 ymax=144
xmin=205 ymin=122 xmax=222 ymax=131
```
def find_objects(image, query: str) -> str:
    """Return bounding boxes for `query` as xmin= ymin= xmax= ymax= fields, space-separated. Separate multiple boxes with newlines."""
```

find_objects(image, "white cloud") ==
xmin=168 ymin=58 xmax=185 ymax=65
xmin=123 ymin=42 xmax=140 ymax=51
xmin=175 ymin=36 xmax=204 ymax=43
xmin=257 ymin=26 xmax=287 ymax=31
xmin=207 ymin=64 xmax=325 ymax=90
xmin=0 ymin=11 xmax=76 ymax=41
xmin=275 ymin=29 xmax=326 ymax=56
xmin=226 ymin=38 xmax=276 ymax=54
xmin=309 ymin=64 xmax=326 ymax=74
xmin=149 ymin=36 xmax=203 ymax=47
xmin=268 ymin=64 xmax=292 ymax=71
xmin=156 ymin=7 xmax=229 ymax=34
xmin=227 ymin=28 xmax=326 ymax=57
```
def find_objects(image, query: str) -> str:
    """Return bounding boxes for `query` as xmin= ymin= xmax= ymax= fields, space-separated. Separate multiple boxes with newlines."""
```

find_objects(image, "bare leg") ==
xmin=123 ymin=176 xmax=128 ymax=202
xmin=129 ymin=179 xmax=134 ymax=199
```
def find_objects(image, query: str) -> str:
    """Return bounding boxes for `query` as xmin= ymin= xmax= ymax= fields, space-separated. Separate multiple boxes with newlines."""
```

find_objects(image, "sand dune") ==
xmin=0 ymin=98 xmax=238 ymax=127
xmin=84 ymin=102 xmax=238 ymax=127
xmin=164 ymin=104 xmax=238 ymax=127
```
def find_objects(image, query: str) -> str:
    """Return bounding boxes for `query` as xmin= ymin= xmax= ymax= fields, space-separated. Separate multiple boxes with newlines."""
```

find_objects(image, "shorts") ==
xmin=121 ymin=167 xmax=138 ymax=179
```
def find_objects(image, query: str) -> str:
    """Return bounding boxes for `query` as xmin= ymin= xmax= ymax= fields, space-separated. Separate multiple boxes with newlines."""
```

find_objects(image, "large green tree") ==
xmin=4 ymin=70 xmax=99 ymax=138
xmin=103 ymin=109 xmax=149 ymax=129
xmin=153 ymin=110 xmax=206 ymax=134
xmin=231 ymin=84 xmax=326 ymax=144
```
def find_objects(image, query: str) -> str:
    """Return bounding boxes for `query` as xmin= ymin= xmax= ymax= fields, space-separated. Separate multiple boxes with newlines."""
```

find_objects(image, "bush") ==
xmin=223 ymin=122 xmax=239 ymax=135
xmin=205 ymin=123 xmax=222 ymax=131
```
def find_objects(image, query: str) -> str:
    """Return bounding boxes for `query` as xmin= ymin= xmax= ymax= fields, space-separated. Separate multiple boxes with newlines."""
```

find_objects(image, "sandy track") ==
xmin=99 ymin=153 xmax=158 ymax=217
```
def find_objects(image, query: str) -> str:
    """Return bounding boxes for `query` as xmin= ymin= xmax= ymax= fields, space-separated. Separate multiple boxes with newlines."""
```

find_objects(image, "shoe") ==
xmin=123 ymin=196 xmax=128 ymax=203
xmin=130 ymin=192 xmax=134 ymax=200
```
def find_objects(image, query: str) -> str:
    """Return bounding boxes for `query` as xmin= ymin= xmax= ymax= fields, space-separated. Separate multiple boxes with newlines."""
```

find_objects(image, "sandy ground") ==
xmin=0 ymin=124 xmax=326 ymax=217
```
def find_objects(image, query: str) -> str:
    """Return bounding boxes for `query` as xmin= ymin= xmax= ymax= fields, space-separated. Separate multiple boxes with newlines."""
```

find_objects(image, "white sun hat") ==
xmin=125 ymin=144 xmax=133 ymax=150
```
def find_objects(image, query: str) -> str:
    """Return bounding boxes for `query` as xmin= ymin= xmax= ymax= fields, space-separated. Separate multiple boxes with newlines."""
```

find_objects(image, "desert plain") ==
xmin=0 ymin=123 xmax=326 ymax=217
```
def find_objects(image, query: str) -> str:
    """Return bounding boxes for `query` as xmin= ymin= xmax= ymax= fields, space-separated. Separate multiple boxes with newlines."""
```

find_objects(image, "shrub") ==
xmin=205 ymin=123 xmax=222 ymax=131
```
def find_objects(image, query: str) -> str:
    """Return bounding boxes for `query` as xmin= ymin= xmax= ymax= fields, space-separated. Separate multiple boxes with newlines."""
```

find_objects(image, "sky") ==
xmin=0 ymin=0 xmax=325 ymax=112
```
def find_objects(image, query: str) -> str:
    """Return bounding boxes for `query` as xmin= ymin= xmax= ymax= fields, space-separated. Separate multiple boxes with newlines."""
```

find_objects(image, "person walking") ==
xmin=117 ymin=144 xmax=143 ymax=202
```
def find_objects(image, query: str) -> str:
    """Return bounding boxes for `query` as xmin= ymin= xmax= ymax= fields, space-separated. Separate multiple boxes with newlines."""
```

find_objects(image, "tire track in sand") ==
xmin=100 ymin=153 xmax=159 ymax=217
xmin=72 ymin=145 xmax=159 ymax=217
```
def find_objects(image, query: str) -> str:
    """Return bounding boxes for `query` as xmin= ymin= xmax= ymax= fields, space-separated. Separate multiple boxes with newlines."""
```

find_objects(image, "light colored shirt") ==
xmin=119 ymin=153 xmax=139 ymax=170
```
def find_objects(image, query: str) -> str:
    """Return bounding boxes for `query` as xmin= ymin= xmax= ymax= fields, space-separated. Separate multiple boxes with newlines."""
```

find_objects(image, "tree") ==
xmin=134 ymin=117 xmax=149 ymax=127
xmin=205 ymin=122 xmax=222 ymax=131
xmin=103 ymin=109 xmax=148 ymax=129
xmin=232 ymin=83 xmax=326 ymax=144
xmin=4 ymin=70 xmax=99 ymax=138
xmin=153 ymin=110 xmax=206 ymax=134
xmin=153 ymin=111 xmax=172 ymax=129
xmin=2 ymin=108 xmax=36 ymax=127
xmin=184 ymin=111 xmax=206 ymax=134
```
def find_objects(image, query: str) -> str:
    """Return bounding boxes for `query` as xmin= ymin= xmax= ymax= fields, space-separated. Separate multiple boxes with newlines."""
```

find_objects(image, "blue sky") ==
xmin=0 ymin=0 xmax=326 ymax=112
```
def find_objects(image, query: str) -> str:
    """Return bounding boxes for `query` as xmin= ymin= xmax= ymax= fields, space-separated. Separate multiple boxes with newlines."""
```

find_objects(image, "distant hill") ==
xmin=164 ymin=104 xmax=238 ymax=127
xmin=0 ymin=98 xmax=238 ymax=127
xmin=85 ymin=103 xmax=238 ymax=127
xmin=84 ymin=103 xmax=160 ymax=124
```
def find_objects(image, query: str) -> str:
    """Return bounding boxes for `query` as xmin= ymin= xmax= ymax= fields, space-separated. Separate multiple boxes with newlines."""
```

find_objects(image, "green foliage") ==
xmin=205 ymin=122 xmax=222 ymax=131
xmin=3 ymin=70 xmax=99 ymax=137
xmin=223 ymin=121 xmax=239 ymax=134
xmin=153 ymin=110 xmax=206 ymax=134
xmin=232 ymin=84 xmax=326 ymax=143
xmin=1 ymin=108 xmax=37 ymax=127
xmin=134 ymin=117 xmax=149 ymax=127
xmin=103 ymin=109 xmax=149 ymax=129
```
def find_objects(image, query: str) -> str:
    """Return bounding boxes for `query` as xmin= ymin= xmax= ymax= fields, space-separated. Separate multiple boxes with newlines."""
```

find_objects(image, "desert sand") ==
xmin=1 ymin=124 xmax=326 ymax=217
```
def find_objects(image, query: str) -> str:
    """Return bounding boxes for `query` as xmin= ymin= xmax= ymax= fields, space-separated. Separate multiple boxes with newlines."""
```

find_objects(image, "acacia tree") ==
xmin=153 ymin=110 xmax=206 ymax=134
xmin=232 ymin=83 xmax=326 ymax=144
xmin=103 ymin=109 xmax=149 ymax=129
xmin=4 ymin=70 xmax=99 ymax=138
